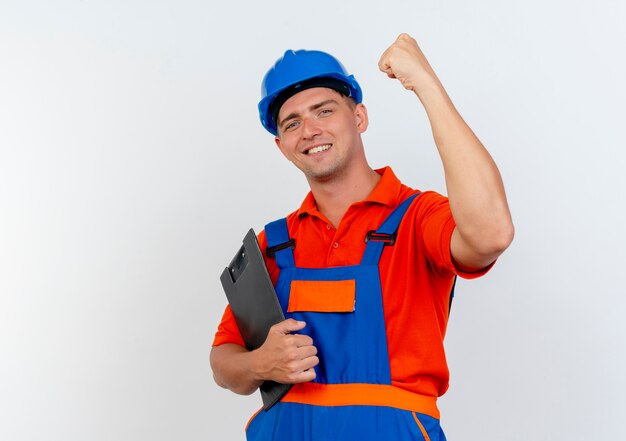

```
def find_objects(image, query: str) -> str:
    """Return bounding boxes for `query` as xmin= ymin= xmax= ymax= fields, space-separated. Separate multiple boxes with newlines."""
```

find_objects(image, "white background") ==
xmin=1 ymin=1 xmax=625 ymax=439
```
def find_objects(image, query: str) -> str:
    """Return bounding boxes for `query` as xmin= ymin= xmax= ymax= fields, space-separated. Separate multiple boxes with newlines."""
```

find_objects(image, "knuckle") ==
xmin=271 ymin=321 xmax=286 ymax=332
xmin=285 ymin=373 xmax=296 ymax=383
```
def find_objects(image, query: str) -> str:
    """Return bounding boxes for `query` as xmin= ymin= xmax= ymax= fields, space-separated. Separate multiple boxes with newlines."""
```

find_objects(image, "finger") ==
xmin=379 ymin=61 xmax=394 ymax=76
xmin=296 ymin=343 xmax=318 ymax=358
xmin=378 ymin=44 xmax=394 ymax=70
xmin=272 ymin=318 xmax=306 ymax=334
xmin=378 ymin=53 xmax=391 ymax=72
xmin=300 ymin=355 xmax=320 ymax=371
xmin=290 ymin=334 xmax=314 ymax=347
xmin=397 ymin=32 xmax=414 ymax=43
xmin=287 ymin=356 xmax=319 ymax=381
xmin=291 ymin=367 xmax=317 ymax=383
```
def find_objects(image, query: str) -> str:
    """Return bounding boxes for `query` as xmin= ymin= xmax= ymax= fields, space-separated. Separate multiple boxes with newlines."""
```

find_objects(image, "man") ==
xmin=211 ymin=33 xmax=514 ymax=440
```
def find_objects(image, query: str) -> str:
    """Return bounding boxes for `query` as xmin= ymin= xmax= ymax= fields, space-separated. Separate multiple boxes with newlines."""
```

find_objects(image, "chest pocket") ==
xmin=288 ymin=280 xmax=356 ymax=313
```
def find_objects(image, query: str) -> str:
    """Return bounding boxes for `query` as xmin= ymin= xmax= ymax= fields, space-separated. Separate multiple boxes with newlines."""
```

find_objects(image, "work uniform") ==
xmin=213 ymin=167 xmax=492 ymax=440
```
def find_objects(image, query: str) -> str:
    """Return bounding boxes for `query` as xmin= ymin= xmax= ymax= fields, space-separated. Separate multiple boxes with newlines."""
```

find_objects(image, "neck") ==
xmin=307 ymin=164 xmax=381 ymax=228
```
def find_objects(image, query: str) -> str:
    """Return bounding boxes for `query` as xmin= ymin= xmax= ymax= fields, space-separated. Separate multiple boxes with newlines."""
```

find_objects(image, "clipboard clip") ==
xmin=266 ymin=239 xmax=296 ymax=257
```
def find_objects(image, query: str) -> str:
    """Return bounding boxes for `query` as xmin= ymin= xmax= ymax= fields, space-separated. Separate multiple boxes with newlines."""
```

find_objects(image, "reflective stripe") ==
xmin=281 ymin=383 xmax=440 ymax=419
xmin=412 ymin=412 xmax=431 ymax=441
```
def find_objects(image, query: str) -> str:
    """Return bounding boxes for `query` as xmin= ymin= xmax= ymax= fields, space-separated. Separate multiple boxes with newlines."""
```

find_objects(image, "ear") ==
xmin=354 ymin=103 xmax=369 ymax=133
xmin=274 ymin=136 xmax=288 ymax=159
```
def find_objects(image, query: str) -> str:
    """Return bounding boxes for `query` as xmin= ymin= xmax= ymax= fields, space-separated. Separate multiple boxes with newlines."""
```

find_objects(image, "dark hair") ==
xmin=269 ymin=77 xmax=353 ymax=127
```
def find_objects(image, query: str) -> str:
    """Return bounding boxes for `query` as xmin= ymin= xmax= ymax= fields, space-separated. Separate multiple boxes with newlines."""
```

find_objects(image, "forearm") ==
xmin=417 ymin=79 xmax=514 ymax=259
xmin=210 ymin=343 xmax=263 ymax=396
xmin=379 ymin=34 xmax=514 ymax=266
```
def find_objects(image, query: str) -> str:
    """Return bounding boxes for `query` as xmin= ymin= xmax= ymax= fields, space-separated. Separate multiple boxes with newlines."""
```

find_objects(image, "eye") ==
xmin=284 ymin=120 xmax=300 ymax=131
xmin=319 ymin=108 xmax=333 ymax=116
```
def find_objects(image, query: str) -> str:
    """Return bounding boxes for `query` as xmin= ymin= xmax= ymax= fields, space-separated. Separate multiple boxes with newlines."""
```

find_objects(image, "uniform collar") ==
xmin=296 ymin=166 xmax=402 ymax=217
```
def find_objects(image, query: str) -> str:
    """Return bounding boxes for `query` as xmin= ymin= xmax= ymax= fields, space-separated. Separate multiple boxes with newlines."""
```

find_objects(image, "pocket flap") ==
xmin=288 ymin=280 xmax=356 ymax=312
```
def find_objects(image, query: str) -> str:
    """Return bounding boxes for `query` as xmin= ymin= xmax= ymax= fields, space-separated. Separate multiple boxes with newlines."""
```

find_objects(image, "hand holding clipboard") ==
xmin=219 ymin=229 xmax=293 ymax=410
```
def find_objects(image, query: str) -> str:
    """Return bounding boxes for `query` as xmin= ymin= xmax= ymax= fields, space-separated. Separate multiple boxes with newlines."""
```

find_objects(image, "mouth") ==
xmin=305 ymin=144 xmax=332 ymax=155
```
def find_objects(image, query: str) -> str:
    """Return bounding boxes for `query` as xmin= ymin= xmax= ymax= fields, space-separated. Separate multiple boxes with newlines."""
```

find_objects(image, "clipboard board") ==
xmin=219 ymin=229 xmax=292 ymax=410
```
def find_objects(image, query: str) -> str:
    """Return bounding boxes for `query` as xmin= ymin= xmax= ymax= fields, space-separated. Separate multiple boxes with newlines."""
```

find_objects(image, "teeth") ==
xmin=308 ymin=144 xmax=331 ymax=154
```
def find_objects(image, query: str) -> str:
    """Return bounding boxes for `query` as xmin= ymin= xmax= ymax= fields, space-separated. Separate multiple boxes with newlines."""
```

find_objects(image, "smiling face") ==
xmin=274 ymin=87 xmax=369 ymax=182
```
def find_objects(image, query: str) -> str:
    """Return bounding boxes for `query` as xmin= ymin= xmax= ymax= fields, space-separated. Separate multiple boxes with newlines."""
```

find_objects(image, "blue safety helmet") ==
xmin=258 ymin=49 xmax=363 ymax=136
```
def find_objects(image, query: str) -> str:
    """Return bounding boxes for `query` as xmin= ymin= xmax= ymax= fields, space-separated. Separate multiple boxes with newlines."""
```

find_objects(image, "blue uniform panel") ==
xmin=250 ymin=194 xmax=446 ymax=440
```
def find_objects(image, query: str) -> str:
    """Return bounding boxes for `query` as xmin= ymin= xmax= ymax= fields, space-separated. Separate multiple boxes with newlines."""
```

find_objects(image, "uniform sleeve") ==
xmin=211 ymin=304 xmax=245 ymax=347
xmin=418 ymin=191 xmax=494 ymax=280
xmin=211 ymin=229 xmax=281 ymax=347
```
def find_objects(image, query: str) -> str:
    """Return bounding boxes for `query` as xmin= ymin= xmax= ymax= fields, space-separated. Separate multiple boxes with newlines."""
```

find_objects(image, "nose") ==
xmin=301 ymin=117 xmax=322 ymax=139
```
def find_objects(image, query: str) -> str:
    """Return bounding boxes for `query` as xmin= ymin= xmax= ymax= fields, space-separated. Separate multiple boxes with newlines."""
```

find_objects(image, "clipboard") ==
xmin=219 ymin=228 xmax=292 ymax=410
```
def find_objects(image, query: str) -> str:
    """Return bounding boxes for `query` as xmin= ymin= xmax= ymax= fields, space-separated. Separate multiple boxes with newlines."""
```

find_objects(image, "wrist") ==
xmin=413 ymin=73 xmax=445 ymax=100
xmin=248 ymin=348 xmax=269 ymax=382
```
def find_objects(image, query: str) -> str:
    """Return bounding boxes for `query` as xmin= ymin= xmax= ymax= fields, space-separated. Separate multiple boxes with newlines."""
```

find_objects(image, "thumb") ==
xmin=273 ymin=318 xmax=306 ymax=334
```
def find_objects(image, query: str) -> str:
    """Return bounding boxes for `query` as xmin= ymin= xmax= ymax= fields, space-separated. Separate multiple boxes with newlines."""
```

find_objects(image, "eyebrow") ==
xmin=278 ymin=99 xmax=339 ymax=130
